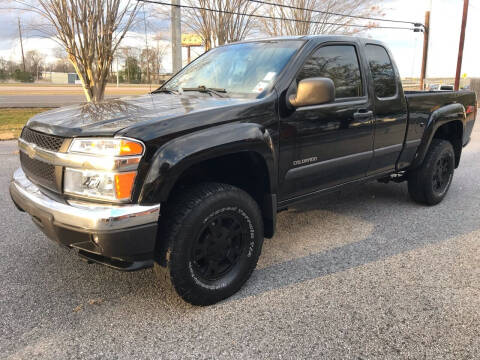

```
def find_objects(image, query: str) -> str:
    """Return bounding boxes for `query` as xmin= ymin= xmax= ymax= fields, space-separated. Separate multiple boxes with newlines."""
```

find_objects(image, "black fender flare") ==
xmin=411 ymin=103 xmax=466 ymax=169
xmin=139 ymin=122 xmax=277 ymax=207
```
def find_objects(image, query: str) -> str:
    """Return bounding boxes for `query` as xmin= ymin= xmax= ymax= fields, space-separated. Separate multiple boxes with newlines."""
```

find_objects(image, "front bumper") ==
xmin=10 ymin=168 xmax=160 ymax=270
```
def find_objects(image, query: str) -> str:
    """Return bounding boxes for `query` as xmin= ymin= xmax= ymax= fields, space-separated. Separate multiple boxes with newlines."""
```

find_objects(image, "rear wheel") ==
xmin=408 ymin=139 xmax=455 ymax=205
xmin=155 ymin=182 xmax=264 ymax=306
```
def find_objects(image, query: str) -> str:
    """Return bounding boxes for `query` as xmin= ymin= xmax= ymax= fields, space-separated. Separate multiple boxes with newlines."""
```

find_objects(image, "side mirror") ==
xmin=288 ymin=77 xmax=335 ymax=108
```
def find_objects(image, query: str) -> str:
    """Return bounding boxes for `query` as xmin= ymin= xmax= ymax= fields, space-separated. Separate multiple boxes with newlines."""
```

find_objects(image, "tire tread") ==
xmin=408 ymin=139 xmax=454 ymax=205
xmin=155 ymin=182 xmax=263 ymax=305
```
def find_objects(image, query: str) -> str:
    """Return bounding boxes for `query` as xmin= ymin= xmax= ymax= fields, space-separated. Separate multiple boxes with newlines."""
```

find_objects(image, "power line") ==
xmin=248 ymin=0 xmax=423 ymax=27
xmin=137 ymin=0 xmax=420 ymax=31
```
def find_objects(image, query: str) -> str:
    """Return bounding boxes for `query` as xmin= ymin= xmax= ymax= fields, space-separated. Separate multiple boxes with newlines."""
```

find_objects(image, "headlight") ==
xmin=69 ymin=138 xmax=144 ymax=156
xmin=64 ymin=168 xmax=137 ymax=202
xmin=64 ymin=137 xmax=144 ymax=202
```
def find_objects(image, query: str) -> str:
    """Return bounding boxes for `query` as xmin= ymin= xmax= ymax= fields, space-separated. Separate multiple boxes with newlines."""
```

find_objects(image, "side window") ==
xmin=365 ymin=44 xmax=397 ymax=98
xmin=297 ymin=45 xmax=363 ymax=99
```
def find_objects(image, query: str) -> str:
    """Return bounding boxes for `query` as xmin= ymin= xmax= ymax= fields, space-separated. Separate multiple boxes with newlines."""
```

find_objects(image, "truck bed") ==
xmin=404 ymin=90 xmax=477 ymax=145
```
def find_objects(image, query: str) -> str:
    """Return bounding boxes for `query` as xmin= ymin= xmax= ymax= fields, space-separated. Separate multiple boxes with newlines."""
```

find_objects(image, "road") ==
xmin=1 ymin=119 xmax=480 ymax=359
xmin=0 ymin=94 xmax=124 ymax=108
xmin=0 ymin=86 xmax=152 ymax=107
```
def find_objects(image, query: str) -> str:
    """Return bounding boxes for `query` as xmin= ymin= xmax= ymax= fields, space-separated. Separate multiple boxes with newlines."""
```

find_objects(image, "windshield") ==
xmin=162 ymin=40 xmax=304 ymax=96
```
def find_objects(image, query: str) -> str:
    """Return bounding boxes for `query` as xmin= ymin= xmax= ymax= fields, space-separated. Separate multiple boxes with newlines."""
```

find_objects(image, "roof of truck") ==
xmin=230 ymin=35 xmax=376 ymax=45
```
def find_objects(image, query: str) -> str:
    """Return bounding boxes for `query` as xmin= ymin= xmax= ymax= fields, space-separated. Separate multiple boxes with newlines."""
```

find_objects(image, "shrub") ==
xmin=13 ymin=70 xmax=34 ymax=83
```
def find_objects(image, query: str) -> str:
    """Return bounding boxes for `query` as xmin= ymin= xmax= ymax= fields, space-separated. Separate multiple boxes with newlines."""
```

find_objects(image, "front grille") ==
xmin=20 ymin=151 xmax=57 ymax=191
xmin=21 ymin=127 xmax=65 ymax=152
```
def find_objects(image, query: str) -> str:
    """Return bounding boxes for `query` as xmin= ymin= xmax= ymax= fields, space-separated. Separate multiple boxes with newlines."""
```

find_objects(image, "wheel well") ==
xmin=167 ymin=151 xmax=275 ymax=237
xmin=433 ymin=120 xmax=463 ymax=167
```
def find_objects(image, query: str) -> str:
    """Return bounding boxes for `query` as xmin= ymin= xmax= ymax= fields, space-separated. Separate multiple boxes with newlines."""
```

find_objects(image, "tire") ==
xmin=408 ymin=139 xmax=455 ymax=205
xmin=154 ymin=182 xmax=264 ymax=306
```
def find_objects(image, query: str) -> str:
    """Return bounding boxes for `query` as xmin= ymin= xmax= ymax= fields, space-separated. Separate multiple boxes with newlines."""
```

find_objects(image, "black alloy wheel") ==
xmin=432 ymin=152 xmax=454 ymax=196
xmin=191 ymin=212 xmax=247 ymax=281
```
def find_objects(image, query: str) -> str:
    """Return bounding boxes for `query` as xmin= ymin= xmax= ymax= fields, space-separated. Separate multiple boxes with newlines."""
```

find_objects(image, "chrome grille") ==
xmin=21 ymin=127 xmax=65 ymax=152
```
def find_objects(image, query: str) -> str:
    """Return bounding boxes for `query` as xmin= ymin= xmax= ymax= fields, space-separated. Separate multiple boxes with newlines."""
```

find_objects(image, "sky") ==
xmin=369 ymin=0 xmax=480 ymax=78
xmin=0 ymin=0 xmax=479 ymax=77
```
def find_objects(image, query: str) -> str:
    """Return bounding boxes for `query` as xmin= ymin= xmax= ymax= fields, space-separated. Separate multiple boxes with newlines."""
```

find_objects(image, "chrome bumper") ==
xmin=10 ymin=168 xmax=160 ymax=232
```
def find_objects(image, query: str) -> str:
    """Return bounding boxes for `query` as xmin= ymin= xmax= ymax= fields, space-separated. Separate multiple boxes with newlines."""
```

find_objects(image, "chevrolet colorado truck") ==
xmin=10 ymin=36 xmax=477 ymax=305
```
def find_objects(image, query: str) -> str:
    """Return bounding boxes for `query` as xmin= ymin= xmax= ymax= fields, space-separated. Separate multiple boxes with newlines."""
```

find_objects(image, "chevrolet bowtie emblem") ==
xmin=26 ymin=144 xmax=37 ymax=159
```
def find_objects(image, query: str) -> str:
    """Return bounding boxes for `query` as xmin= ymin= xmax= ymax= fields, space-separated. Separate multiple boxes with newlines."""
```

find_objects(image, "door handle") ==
xmin=353 ymin=109 xmax=373 ymax=122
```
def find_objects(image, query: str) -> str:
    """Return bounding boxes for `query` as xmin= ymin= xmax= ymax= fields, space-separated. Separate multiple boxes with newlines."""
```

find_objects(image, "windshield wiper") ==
xmin=151 ymin=88 xmax=179 ymax=94
xmin=182 ymin=85 xmax=227 ymax=97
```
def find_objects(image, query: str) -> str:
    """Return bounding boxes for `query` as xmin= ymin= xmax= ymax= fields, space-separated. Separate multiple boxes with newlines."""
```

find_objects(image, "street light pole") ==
xmin=454 ymin=0 xmax=469 ymax=91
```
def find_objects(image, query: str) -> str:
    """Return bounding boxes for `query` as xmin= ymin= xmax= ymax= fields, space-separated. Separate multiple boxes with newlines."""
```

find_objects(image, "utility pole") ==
xmin=454 ymin=0 xmax=469 ymax=91
xmin=419 ymin=0 xmax=431 ymax=91
xmin=17 ymin=18 xmax=26 ymax=72
xmin=171 ymin=0 xmax=182 ymax=74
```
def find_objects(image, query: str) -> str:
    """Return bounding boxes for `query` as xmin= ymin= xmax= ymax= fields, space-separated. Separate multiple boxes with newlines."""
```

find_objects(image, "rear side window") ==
xmin=297 ymin=45 xmax=363 ymax=99
xmin=365 ymin=44 xmax=397 ymax=98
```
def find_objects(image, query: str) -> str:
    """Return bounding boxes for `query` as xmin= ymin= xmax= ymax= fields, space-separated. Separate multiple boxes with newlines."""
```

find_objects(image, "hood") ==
xmin=26 ymin=93 xmax=263 ymax=139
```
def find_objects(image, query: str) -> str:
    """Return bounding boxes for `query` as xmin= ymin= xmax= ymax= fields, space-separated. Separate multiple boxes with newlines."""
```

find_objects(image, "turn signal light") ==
xmin=114 ymin=172 xmax=137 ymax=200
xmin=69 ymin=138 xmax=145 ymax=157
xmin=119 ymin=140 xmax=144 ymax=156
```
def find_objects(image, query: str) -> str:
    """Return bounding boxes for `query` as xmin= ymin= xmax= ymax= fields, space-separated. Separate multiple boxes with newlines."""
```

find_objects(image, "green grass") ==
xmin=0 ymin=108 xmax=51 ymax=140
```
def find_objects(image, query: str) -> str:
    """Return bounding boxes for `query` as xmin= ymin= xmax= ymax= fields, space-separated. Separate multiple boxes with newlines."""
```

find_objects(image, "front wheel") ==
xmin=408 ymin=139 xmax=455 ymax=205
xmin=155 ymin=183 xmax=264 ymax=306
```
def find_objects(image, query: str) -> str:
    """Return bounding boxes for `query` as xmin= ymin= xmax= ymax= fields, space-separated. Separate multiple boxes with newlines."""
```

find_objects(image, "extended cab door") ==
xmin=278 ymin=42 xmax=375 ymax=201
xmin=363 ymin=43 xmax=408 ymax=174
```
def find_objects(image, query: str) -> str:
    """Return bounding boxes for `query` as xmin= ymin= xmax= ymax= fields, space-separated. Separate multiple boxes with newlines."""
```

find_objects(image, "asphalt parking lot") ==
xmin=1 ymin=118 xmax=480 ymax=359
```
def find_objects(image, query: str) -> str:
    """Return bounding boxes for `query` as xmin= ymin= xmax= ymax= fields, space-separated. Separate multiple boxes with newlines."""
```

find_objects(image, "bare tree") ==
xmin=7 ymin=0 xmax=139 ymax=102
xmin=25 ymin=49 xmax=45 ymax=80
xmin=52 ymin=47 xmax=75 ymax=73
xmin=258 ymin=0 xmax=384 ymax=36
xmin=0 ymin=57 xmax=8 ymax=81
xmin=140 ymin=44 xmax=168 ymax=83
xmin=119 ymin=46 xmax=140 ymax=83
xmin=172 ymin=0 xmax=261 ymax=50
xmin=153 ymin=34 xmax=169 ymax=75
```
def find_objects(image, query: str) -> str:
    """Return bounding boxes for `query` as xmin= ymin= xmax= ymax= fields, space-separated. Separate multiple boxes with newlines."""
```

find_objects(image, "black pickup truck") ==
xmin=10 ymin=36 xmax=477 ymax=305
